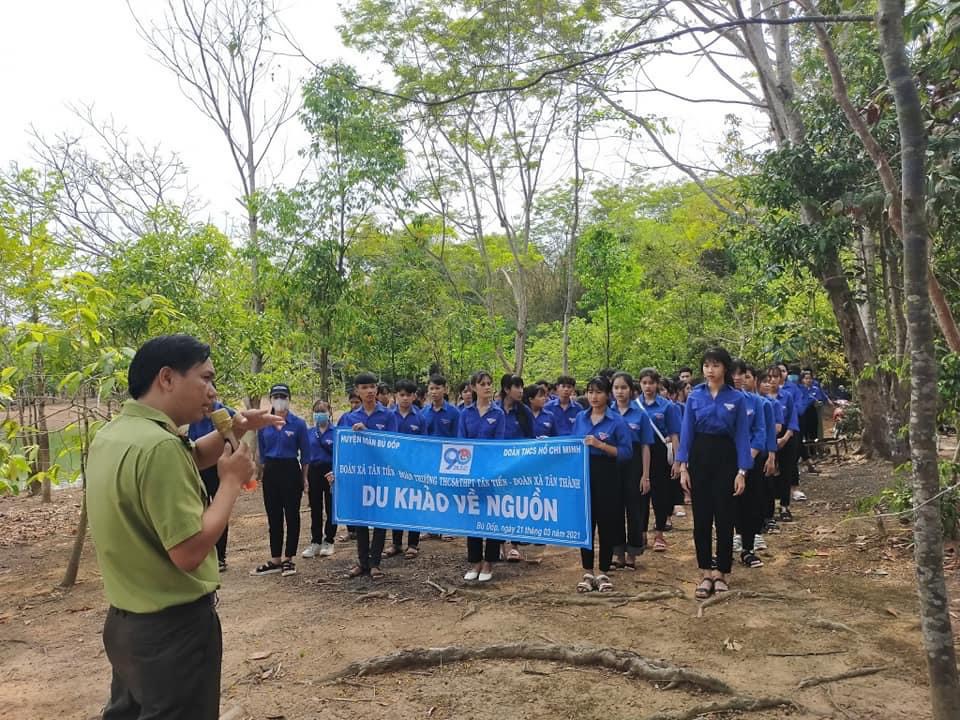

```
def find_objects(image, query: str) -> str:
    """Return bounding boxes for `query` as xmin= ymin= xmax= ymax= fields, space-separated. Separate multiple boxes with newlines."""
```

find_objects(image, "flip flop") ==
xmin=370 ymin=567 xmax=385 ymax=580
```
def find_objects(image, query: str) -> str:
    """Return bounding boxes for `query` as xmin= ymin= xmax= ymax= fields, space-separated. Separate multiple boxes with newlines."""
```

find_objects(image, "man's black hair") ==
xmin=556 ymin=375 xmax=576 ymax=387
xmin=128 ymin=334 xmax=210 ymax=400
xmin=677 ymin=366 xmax=692 ymax=375
xmin=395 ymin=379 xmax=418 ymax=394
xmin=354 ymin=371 xmax=379 ymax=386
xmin=428 ymin=373 xmax=447 ymax=387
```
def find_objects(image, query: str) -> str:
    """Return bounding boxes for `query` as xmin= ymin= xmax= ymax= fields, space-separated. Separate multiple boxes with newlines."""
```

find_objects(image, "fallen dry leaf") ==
xmin=247 ymin=650 xmax=273 ymax=661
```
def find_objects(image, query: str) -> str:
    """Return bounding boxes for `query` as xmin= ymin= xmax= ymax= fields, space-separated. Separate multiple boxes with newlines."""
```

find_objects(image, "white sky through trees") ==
xmin=1 ymin=1 xmax=764 ymax=234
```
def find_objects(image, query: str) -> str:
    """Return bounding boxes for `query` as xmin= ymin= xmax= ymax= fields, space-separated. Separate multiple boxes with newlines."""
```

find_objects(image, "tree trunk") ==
xmin=61 ymin=409 xmax=91 ymax=589
xmin=60 ymin=488 xmax=87 ymax=588
xmin=319 ymin=345 xmax=331 ymax=402
xmin=247 ymin=195 xmax=264 ymax=409
xmin=816 ymin=246 xmax=891 ymax=458
xmin=879 ymin=2 xmax=960 ymax=716
xmin=561 ymin=96 xmax=583 ymax=376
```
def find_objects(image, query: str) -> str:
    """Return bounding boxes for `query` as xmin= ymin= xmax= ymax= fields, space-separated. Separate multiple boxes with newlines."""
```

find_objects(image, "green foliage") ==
xmin=858 ymin=461 xmax=960 ymax=540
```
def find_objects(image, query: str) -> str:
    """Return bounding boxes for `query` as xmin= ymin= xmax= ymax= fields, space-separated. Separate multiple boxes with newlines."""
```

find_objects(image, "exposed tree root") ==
xmin=641 ymin=695 xmax=796 ymax=720
xmin=798 ymin=665 xmax=888 ymax=689
xmin=506 ymin=589 xmax=684 ymax=606
xmin=322 ymin=643 xmax=733 ymax=694
xmin=807 ymin=617 xmax=858 ymax=634
xmin=696 ymin=590 xmax=804 ymax=617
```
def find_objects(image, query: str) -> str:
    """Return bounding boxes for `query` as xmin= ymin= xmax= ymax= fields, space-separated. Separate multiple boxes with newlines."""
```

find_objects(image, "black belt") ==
xmin=110 ymin=592 xmax=217 ymax=618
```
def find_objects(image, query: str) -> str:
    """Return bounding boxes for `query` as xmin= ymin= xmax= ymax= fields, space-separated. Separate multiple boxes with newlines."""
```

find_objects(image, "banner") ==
xmin=332 ymin=430 xmax=592 ymax=548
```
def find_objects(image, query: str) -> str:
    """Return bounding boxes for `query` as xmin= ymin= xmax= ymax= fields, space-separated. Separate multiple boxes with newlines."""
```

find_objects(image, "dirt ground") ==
xmin=1 ymin=454 xmax=958 ymax=720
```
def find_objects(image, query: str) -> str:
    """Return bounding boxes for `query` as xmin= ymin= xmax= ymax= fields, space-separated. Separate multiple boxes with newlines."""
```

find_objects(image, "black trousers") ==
xmin=392 ymin=529 xmax=421 ymax=549
xmin=735 ymin=452 xmax=768 ymax=552
xmin=199 ymin=468 xmax=228 ymax=563
xmin=777 ymin=432 xmax=800 ymax=503
xmin=353 ymin=527 xmax=387 ymax=569
xmin=101 ymin=594 xmax=221 ymax=720
xmin=581 ymin=455 xmax=622 ymax=573
xmin=800 ymin=404 xmax=820 ymax=458
xmin=643 ymin=439 xmax=676 ymax=532
xmin=616 ymin=443 xmax=645 ymax=555
xmin=689 ymin=433 xmax=737 ymax=574
xmin=262 ymin=458 xmax=303 ymax=558
xmin=467 ymin=537 xmax=502 ymax=563
xmin=307 ymin=462 xmax=336 ymax=545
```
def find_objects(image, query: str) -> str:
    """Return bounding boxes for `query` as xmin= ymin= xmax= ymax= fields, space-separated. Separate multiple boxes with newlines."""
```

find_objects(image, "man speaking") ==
xmin=86 ymin=334 xmax=279 ymax=719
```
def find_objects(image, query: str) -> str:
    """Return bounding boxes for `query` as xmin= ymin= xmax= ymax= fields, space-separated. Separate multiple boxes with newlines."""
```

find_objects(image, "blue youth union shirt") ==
xmin=393 ymin=406 xmax=426 ymax=435
xmin=258 ymin=411 xmax=310 ymax=462
xmin=775 ymin=388 xmax=801 ymax=433
xmin=676 ymin=384 xmax=753 ymax=471
xmin=739 ymin=390 xmax=767 ymax=453
xmin=572 ymin=407 xmax=634 ymax=462
xmin=499 ymin=401 xmax=535 ymax=439
xmin=421 ymin=401 xmax=460 ymax=438
xmin=532 ymin=410 xmax=557 ymax=437
xmin=759 ymin=395 xmax=778 ymax=453
xmin=457 ymin=404 xmax=506 ymax=439
xmin=614 ymin=403 xmax=654 ymax=446
xmin=338 ymin=402 xmax=400 ymax=433
xmin=637 ymin=395 xmax=681 ymax=440
xmin=544 ymin=398 xmax=580 ymax=436
xmin=307 ymin=424 xmax=336 ymax=464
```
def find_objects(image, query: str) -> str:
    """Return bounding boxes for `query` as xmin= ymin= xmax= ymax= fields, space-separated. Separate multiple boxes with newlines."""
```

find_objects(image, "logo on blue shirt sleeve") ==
xmin=724 ymin=403 xmax=735 ymax=412
xmin=441 ymin=444 xmax=474 ymax=474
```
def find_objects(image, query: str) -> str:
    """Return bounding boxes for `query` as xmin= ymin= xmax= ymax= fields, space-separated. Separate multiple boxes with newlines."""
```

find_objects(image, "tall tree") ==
xmin=878 ymin=0 xmax=960 ymax=714
xmin=130 ymin=0 xmax=297 ymax=404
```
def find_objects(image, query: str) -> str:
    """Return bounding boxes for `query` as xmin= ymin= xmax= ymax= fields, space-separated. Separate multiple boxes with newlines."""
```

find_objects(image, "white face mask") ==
xmin=272 ymin=398 xmax=290 ymax=413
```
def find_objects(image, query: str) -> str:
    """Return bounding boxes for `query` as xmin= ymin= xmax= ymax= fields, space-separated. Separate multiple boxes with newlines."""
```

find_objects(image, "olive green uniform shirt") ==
xmin=87 ymin=399 xmax=219 ymax=613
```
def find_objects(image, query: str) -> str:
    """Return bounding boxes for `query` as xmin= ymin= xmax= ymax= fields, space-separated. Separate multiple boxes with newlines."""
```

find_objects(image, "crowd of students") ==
xmin=191 ymin=350 xmax=834 ymax=598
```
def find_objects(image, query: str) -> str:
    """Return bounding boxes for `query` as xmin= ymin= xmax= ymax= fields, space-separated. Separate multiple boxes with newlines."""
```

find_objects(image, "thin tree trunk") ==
xmin=61 ymin=408 xmax=90 ymax=588
xmin=879 ymin=2 xmax=960 ymax=716
xmin=562 ymin=94 xmax=583 ymax=376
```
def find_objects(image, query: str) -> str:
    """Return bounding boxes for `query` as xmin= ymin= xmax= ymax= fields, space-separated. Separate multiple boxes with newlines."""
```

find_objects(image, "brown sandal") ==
xmin=695 ymin=577 xmax=714 ymax=599
xmin=404 ymin=546 xmax=419 ymax=559
xmin=370 ymin=567 xmax=385 ymax=580
xmin=382 ymin=545 xmax=401 ymax=558
xmin=346 ymin=564 xmax=367 ymax=578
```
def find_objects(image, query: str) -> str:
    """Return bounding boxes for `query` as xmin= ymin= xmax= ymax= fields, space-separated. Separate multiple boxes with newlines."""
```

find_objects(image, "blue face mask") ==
xmin=787 ymin=374 xmax=800 ymax=383
xmin=314 ymin=412 xmax=329 ymax=426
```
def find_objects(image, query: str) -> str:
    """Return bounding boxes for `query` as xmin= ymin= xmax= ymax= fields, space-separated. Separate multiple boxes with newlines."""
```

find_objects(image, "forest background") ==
xmin=2 ymin=0 xmax=960 ymax=712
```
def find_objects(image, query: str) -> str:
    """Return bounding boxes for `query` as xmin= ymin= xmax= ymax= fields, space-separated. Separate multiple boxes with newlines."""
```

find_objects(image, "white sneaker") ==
xmin=318 ymin=542 xmax=334 ymax=557
xmin=674 ymin=508 xmax=687 ymax=518
xmin=733 ymin=534 xmax=743 ymax=553
xmin=463 ymin=569 xmax=479 ymax=581
xmin=301 ymin=542 xmax=322 ymax=558
xmin=755 ymin=534 xmax=767 ymax=551
xmin=478 ymin=571 xmax=493 ymax=582
xmin=792 ymin=490 xmax=808 ymax=501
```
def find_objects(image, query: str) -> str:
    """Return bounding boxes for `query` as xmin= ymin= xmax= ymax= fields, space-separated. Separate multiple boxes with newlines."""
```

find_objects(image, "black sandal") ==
xmin=741 ymin=551 xmax=764 ymax=568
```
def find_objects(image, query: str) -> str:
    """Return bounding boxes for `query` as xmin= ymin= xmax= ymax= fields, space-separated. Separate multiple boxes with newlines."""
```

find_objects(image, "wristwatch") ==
xmin=736 ymin=469 xmax=747 ymax=477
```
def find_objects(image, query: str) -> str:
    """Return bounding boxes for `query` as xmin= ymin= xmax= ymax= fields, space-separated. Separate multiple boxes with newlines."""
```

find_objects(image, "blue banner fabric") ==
xmin=333 ymin=431 xmax=592 ymax=548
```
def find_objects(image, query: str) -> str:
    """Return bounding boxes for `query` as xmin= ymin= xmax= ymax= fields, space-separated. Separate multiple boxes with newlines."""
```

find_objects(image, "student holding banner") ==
xmin=338 ymin=372 xmax=399 ymax=579
xmin=610 ymin=372 xmax=653 ymax=570
xmin=573 ymin=376 xmax=633 ymax=594
xmin=385 ymin=380 xmax=426 ymax=560
xmin=457 ymin=370 xmax=506 ymax=582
